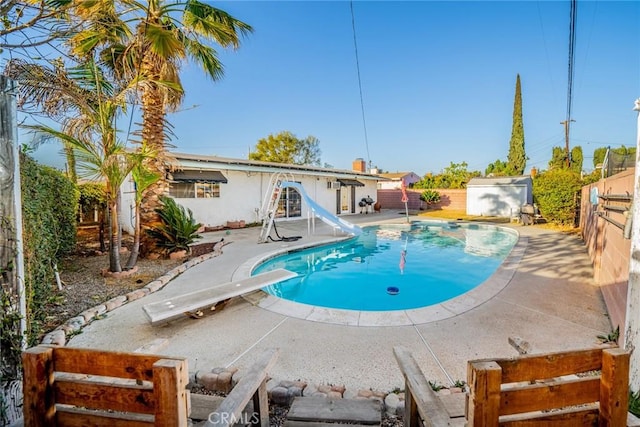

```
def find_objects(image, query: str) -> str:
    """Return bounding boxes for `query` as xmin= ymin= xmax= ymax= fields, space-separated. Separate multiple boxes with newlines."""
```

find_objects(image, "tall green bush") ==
xmin=507 ymin=74 xmax=526 ymax=175
xmin=532 ymin=169 xmax=582 ymax=226
xmin=78 ymin=182 xmax=107 ymax=222
xmin=2 ymin=154 xmax=77 ymax=385
xmin=415 ymin=162 xmax=481 ymax=189
xmin=19 ymin=153 xmax=78 ymax=344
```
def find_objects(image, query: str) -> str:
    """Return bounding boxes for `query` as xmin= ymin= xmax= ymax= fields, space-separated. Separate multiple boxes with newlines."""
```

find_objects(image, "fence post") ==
xmin=251 ymin=379 xmax=270 ymax=427
xmin=600 ymin=347 xmax=630 ymax=426
xmin=153 ymin=358 xmax=189 ymax=427
xmin=22 ymin=346 xmax=55 ymax=426
xmin=467 ymin=360 xmax=501 ymax=426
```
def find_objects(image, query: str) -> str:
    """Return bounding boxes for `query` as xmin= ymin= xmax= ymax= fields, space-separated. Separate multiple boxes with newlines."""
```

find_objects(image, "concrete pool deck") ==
xmin=68 ymin=211 xmax=612 ymax=392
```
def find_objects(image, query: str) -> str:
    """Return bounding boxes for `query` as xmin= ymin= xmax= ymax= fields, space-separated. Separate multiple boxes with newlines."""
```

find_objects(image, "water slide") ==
xmin=280 ymin=181 xmax=362 ymax=236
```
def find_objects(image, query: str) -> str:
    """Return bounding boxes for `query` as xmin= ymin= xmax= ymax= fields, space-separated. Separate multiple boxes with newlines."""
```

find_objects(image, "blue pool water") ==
xmin=254 ymin=221 xmax=518 ymax=311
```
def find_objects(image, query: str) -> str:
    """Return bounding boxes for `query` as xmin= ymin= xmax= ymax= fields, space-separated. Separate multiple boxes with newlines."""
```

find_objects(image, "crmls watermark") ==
xmin=208 ymin=411 xmax=261 ymax=424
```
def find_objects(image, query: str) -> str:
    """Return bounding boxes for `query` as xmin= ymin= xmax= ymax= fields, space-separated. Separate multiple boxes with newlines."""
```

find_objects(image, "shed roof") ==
xmin=467 ymin=176 xmax=532 ymax=186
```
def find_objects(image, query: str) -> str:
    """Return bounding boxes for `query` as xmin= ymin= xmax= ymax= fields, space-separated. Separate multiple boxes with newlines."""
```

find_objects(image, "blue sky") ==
xmin=32 ymin=1 xmax=640 ymax=176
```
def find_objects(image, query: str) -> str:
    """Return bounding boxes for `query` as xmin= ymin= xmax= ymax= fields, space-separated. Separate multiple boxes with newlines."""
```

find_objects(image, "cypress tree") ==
xmin=507 ymin=74 xmax=526 ymax=175
xmin=570 ymin=146 xmax=583 ymax=173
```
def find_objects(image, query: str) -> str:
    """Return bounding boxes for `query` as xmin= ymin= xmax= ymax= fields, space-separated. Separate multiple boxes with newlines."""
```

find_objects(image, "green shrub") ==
xmin=630 ymin=389 xmax=640 ymax=417
xmin=420 ymin=189 xmax=441 ymax=204
xmin=146 ymin=196 xmax=202 ymax=255
xmin=532 ymin=169 xmax=582 ymax=225
xmin=1 ymin=154 xmax=78 ymax=383
xmin=20 ymin=154 xmax=78 ymax=341
xmin=78 ymin=182 xmax=107 ymax=222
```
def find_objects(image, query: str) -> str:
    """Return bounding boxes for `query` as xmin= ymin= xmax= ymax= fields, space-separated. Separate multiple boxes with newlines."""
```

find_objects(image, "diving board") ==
xmin=143 ymin=269 xmax=297 ymax=325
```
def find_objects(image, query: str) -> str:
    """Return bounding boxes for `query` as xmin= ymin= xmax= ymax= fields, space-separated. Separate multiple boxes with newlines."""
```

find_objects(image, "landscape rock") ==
xmin=197 ymin=372 xmax=219 ymax=391
xmin=270 ymin=386 xmax=291 ymax=405
xmin=384 ymin=393 xmax=401 ymax=416
xmin=145 ymin=280 xmax=163 ymax=293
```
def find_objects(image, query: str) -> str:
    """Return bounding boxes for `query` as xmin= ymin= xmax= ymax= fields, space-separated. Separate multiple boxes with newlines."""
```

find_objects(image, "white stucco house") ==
xmin=466 ymin=176 xmax=533 ymax=217
xmin=376 ymin=172 xmax=421 ymax=190
xmin=120 ymin=154 xmax=383 ymax=234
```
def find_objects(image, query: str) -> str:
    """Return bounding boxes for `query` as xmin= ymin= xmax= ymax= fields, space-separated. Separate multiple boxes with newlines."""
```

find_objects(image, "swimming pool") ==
xmin=254 ymin=221 xmax=518 ymax=311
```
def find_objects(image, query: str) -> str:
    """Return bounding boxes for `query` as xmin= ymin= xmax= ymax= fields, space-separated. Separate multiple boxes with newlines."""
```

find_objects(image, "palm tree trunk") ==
xmin=125 ymin=200 xmax=141 ymax=270
xmin=139 ymin=65 xmax=169 ymax=258
xmin=99 ymin=207 xmax=106 ymax=252
xmin=108 ymin=200 xmax=122 ymax=272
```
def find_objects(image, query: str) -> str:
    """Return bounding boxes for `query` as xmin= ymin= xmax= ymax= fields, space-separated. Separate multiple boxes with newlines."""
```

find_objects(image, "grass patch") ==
xmin=416 ymin=209 xmax=579 ymax=233
xmin=416 ymin=209 xmax=509 ymax=223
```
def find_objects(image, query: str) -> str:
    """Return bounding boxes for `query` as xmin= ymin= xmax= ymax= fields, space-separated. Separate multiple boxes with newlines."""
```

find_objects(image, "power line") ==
xmin=565 ymin=0 xmax=578 ymax=141
xmin=350 ymin=1 xmax=371 ymax=169
xmin=566 ymin=0 xmax=577 ymax=123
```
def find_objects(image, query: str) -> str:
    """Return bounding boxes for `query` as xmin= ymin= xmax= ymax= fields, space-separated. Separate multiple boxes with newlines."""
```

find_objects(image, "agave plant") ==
xmin=420 ymin=189 xmax=441 ymax=204
xmin=146 ymin=196 xmax=202 ymax=255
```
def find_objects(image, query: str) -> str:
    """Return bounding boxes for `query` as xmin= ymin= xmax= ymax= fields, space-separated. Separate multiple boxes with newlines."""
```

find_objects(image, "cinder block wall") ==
xmin=581 ymin=168 xmax=634 ymax=338
xmin=376 ymin=189 xmax=466 ymax=211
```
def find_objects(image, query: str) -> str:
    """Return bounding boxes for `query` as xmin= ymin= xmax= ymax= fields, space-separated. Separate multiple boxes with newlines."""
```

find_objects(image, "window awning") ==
xmin=337 ymin=179 xmax=365 ymax=187
xmin=171 ymin=170 xmax=228 ymax=184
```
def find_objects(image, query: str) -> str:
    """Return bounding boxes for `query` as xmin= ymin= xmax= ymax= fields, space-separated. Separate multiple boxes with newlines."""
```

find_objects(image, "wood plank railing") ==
xmin=395 ymin=346 xmax=632 ymax=427
xmin=393 ymin=346 xmax=454 ymax=427
xmin=204 ymin=348 xmax=279 ymax=427
xmin=467 ymin=347 xmax=630 ymax=426
xmin=22 ymin=345 xmax=189 ymax=427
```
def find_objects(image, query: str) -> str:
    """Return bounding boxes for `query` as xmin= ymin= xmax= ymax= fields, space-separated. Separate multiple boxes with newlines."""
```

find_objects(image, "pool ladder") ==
xmin=258 ymin=172 xmax=295 ymax=243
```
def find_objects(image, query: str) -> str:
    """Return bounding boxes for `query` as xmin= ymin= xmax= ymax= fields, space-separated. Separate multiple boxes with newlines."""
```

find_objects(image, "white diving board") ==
xmin=143 ymin=269 xmax=297 ymax=325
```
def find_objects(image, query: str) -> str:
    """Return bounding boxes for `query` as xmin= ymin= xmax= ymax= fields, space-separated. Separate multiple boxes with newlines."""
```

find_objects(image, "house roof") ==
xmin=169 ymin=152 xmax=386 ymax=181
xmin=379 ymin=172 xmax=416 ymax=180
xmin=467 ymin=176 xmax=532 ymax=186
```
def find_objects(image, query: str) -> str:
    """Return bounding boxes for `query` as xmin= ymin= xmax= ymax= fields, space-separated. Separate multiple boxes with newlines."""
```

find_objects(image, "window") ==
xmin=275 ymin=187 xmax=301 ymax=218
xmin=169 ymin=182 xmax=220 ymax=198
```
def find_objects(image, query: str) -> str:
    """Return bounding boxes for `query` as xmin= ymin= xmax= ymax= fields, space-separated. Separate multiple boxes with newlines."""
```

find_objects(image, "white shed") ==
xmin=466 ymin=176 xmax=533 ymax=217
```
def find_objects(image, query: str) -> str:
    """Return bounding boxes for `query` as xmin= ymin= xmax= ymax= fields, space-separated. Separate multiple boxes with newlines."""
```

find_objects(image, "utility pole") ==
xmin=560 ymin=119 xmax=575 ymax=168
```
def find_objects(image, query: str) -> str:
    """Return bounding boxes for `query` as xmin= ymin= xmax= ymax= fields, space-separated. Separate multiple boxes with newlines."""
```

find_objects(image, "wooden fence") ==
xmin=22 ymin=345 xmax=189 ymax=426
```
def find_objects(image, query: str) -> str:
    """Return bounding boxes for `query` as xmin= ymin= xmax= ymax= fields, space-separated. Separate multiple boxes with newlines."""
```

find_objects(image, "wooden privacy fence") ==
xmin=22 ymin=345 xmax=189 ymax=426
xmin=467 ymin=347 xmax=630 ymax=426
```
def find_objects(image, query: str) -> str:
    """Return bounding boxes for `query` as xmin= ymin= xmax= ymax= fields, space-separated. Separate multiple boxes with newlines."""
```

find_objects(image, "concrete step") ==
xmin=286 ymin=397 xmax=381 ymax=425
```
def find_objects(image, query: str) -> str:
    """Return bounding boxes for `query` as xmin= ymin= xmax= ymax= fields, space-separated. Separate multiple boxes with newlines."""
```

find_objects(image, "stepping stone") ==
xmin=286 ymin=397 xmax=381 ymax=425
xmin=189 ymin=394 xmax=225 ymax=421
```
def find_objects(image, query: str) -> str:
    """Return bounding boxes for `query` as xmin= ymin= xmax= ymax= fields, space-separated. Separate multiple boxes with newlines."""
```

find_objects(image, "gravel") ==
xmin=42 ymin=230 xmax=183 ymax=337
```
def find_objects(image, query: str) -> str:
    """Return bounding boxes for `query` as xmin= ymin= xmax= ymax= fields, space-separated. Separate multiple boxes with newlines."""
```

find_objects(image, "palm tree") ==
xmin=9 ymin=58 xmax=149 ymax=272
xmin=6 ymin=58 xmax=90 ymax=184
xmin=125 ymin=156 xmax=161 ymax=270
xmin=69 ymin=0 xmax=252 ymax=256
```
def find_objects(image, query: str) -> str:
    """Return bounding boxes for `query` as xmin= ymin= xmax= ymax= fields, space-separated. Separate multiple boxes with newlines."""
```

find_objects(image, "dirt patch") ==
xmin=42 ymin=227 xmax=186 ymax=337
